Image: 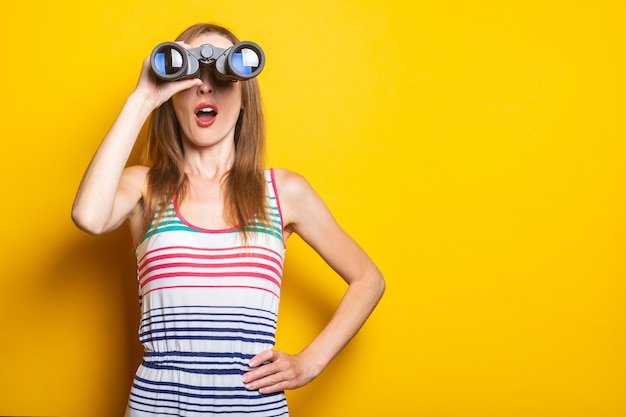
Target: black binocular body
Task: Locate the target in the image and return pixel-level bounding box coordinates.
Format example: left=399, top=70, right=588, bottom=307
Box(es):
left=150, top=41, right=265, bottom=82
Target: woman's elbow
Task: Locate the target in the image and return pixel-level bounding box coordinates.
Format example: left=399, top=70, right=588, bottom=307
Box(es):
left=373, top=272, right=386, bottom=300
left=361, top=268, right=385, bottom=303
left=71, top=208, right=108, bottom=235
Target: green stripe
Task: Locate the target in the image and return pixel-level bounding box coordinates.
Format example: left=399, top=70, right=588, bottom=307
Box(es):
left=140, top=175, right=284, bottom=243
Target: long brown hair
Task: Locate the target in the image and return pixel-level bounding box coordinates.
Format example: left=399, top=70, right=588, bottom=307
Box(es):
left=142, top=23, right=268, bottom=239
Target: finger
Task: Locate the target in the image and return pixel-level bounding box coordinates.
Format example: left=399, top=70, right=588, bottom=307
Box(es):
left=242, top=360, right=284, bottom=384
left=169, top=78, right=203, bottom=93
left=245, top=370, right=291, bottom=393
left=249, top=349, right=279, bottom=368
left=155, top=78, right=201, bottom=103
left=258, top=380, right=290, bottom=395
left=254, top=364, right=302, bottom=394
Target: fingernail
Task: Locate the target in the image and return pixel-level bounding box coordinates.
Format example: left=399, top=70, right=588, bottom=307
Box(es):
left=242, top=375, right=249, bottom=383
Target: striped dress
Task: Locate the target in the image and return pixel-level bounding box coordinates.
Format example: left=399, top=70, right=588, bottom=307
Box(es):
left=125, top=169, right=289, bottom=417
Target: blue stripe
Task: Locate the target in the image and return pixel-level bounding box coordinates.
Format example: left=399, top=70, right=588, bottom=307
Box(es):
left=130, top=390, right=286, bottom=409
left=144, top=351, right=255, bottom=360
left=129, top=396, right=288, bottom=416
left=140, top=334, right=276, bottom=345
left=140, top=310, right=278, bottom=325
left=143, top=359, right=248, bottom=368
left=139, top=326, right=276, bottom=339
left=141, top=305, right=278, bottom=321
left=140, top=318, right=277, bottom=333
left=132, top=376, right=260, bottom=396
left=142, top=351, right=254, bottom=370
left=140, top=362, right=245, bottom=375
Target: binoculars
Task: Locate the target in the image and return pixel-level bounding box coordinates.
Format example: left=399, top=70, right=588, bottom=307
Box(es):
left=150, top=41, right=265, bottom=82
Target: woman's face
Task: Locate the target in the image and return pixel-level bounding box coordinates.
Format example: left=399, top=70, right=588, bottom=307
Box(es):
left=171, top=32, right=243, bottom=150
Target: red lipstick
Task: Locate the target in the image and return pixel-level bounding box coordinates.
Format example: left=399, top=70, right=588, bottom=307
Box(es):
left=194, top=103, right=218, bottom=127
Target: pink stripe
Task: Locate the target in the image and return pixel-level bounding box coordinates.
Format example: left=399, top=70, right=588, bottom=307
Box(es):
left=137, top=244, right=283, bottom=266
left=140, top=270, right=282, bottom=290
left=142, top=285, right=280, bottom=299
left=138, top=251, right=282, bottom=272
left=138, top=260, right=282, bottom=282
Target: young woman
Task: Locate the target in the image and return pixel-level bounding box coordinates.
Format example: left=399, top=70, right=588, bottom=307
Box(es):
left=72, top=23, right=385, bottom=417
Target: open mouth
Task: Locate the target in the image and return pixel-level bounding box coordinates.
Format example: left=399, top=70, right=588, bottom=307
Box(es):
left=194, top=103, right=218, bottom=126
left=196, top=107, right=217, bottom=122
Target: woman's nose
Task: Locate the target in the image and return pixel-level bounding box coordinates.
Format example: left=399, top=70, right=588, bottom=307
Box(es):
left=197, top=67, right=214, bottom=95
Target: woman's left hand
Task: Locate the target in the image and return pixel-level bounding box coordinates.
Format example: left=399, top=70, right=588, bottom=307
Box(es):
left=242, top=349, right=319, bottom=394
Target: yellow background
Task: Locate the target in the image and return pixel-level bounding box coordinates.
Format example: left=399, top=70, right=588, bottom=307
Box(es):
left=1, top=1, right=625, bottom=416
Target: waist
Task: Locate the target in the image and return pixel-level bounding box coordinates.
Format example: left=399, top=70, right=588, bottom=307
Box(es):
left=142, top=350, right=255, bottom=375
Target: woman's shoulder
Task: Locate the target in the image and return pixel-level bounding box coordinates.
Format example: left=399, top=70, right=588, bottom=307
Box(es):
left=271, top=168, right=314, bottom=199
left=269, top=168, right=336, bottom=238
left=270, top=167, right=323, bottom=219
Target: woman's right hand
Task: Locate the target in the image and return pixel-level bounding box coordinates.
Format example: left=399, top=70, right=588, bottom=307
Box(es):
left=133, top=48, right=202, bottom=109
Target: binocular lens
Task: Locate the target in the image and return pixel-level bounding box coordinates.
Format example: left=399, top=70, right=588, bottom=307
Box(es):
left=231, top=48, right=261, bottom=75
left=153, top=47, right=185, bottom=76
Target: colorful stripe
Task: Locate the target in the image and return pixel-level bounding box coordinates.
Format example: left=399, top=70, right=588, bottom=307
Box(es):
left=126, top=169, right=288, bottom=417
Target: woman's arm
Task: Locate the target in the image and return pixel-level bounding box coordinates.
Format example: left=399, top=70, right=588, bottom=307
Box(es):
left=242, top=168, right=385, bottom=394
left=71, top=56, right=201, bottom=236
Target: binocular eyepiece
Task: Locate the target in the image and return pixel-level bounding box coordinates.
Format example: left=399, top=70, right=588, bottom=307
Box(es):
left=150, top=41, right=265, bottom=82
